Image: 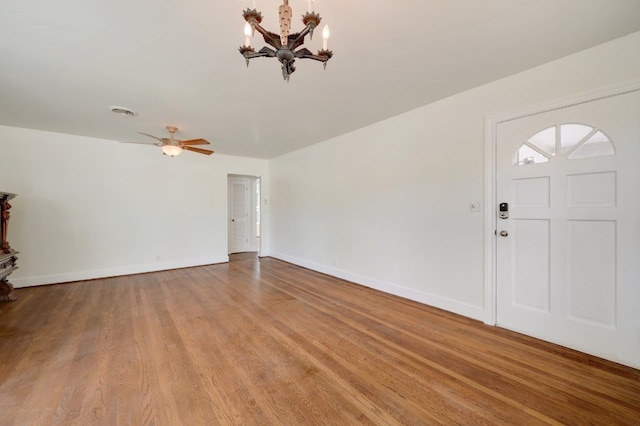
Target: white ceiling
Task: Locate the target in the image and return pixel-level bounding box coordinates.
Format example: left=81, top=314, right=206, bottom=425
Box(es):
left=1, top=0, right=639, bottom=159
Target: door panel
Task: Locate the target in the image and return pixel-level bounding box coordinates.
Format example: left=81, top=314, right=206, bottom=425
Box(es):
left=513, top=177, right=549, bottom=207
left=567, top=220, right=616, bottom=326
left=567, top=172, right=616, bottom=207
left=496, top=90, right=640, bottom=367
left=512, top=219, right=550, bottom=312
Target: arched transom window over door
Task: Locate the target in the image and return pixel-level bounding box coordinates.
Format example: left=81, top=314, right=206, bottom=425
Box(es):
left=515, top=123, right=616, bottom=166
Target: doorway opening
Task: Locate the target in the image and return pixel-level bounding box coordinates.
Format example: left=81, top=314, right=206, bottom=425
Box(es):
left=228, top=174, right=261, bottom=258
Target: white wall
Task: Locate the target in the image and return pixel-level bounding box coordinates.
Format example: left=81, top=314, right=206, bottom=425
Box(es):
left=268, top=31, right=640, bottom=321
left=0, top=126, right=269, bottom=287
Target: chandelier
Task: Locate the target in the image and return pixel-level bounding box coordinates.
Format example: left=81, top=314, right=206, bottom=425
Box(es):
left=239, top=0, right=333, bottom=81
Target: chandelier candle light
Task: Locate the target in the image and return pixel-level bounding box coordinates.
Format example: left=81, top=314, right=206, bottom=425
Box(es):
left=239, top=0, right=333, bottom=81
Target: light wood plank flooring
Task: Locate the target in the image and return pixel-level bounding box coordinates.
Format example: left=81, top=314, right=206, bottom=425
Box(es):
left=1, top=256, right=639, bottom=425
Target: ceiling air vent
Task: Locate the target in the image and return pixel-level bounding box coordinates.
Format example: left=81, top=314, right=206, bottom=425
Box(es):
left=109, top=106, right=137, bottom=117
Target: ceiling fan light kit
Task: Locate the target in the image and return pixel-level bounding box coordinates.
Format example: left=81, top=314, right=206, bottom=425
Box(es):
left=162, top=144, right=183, bottom=157
left=239, top=0, right=333, bottom=81
left=126, top=126, right=214, bottom=157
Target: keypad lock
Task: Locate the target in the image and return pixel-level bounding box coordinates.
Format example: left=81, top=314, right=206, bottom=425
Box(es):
left=499, top=202, right=509, bottom=219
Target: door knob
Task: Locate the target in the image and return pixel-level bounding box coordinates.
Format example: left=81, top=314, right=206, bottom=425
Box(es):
left=499, top=230, right=508, bottom=237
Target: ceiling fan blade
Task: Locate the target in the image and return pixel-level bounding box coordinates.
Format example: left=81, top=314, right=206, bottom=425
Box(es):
left=137, top=132, right=164, bottom=142
left=183, top=146, right=214, bottom=155
left=180, top=138, right=210, bottom=146
left=120, top=141, right=162, bottom=146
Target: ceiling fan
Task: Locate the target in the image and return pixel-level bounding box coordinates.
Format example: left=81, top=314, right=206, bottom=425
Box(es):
left=129, top=126, right=214, bottom=157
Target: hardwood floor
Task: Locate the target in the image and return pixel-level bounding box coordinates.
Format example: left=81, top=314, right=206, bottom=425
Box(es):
left=1, top=257, right=638, bottom=425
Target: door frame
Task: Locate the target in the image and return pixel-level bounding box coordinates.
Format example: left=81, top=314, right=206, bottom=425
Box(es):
left=227, top=174, right=261, bottom=256
left=483, top=77, right=640, bottom=326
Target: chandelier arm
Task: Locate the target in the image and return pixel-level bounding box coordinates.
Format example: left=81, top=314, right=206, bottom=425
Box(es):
left=294, top=49, right=332, bottom=63
left=294, top=47, right=314, bottom=58
left=252, top=22, right=282, bottom=49
left=291, top=25, right=312, bottom=46
left=247, top=47, right=277, bottom=59
left=298, top=54, right=326, bottom=62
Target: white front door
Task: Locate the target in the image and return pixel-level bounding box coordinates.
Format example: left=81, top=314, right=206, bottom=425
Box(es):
left=496, top=90, right=640, bottom=367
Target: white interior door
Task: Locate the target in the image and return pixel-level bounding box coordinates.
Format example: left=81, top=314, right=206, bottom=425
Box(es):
left=228, top=175, right=260, bottom=254
left=229, top=177, right=249, bottom=254
left=496, top=90, right=640, bottom=368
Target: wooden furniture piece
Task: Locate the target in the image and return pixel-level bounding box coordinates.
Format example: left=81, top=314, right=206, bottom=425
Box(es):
left=0, top=192, right=17, bottom=302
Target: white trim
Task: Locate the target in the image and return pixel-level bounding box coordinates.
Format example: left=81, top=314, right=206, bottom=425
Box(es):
left=271, top=252, right=485, bottom=321
left=491, top=78, right=640, bottom=124
left=12, top=256, right=229, bottom=288
left=483, top=77, right=640, bottom=326
left=483, top=113, right=498, bottom=325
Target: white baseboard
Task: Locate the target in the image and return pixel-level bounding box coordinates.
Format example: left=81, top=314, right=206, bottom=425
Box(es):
left=269, top=252, right=485, bottom=321
left=13, top=253, right=486, bottom=322
left=11, top=256, right=229, bottom=288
